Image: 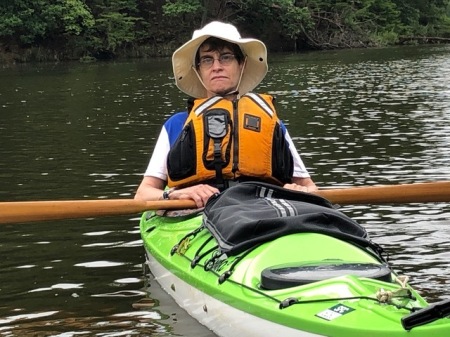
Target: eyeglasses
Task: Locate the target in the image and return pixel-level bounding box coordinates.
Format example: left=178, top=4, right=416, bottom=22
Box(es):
left=198, top=53, right=236, bottom=69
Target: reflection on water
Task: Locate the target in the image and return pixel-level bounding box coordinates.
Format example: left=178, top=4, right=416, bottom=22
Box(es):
left=1, top=44, right=449, bottom=335
left=0, top=310, right=167, bottom=336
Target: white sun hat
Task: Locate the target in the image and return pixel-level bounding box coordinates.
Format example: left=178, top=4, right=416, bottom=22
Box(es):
left=172, top=21, right=268, bottom=98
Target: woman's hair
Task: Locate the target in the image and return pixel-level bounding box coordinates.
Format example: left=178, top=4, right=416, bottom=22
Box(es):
left=195, top=37, right=245, bottom=68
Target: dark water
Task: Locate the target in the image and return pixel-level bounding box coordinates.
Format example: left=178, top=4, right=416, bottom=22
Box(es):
left=1, top=44, right=449, bottom=336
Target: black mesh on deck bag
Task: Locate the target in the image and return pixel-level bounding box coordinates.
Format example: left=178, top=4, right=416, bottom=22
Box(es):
left=203, top=182, right=371, bottom=256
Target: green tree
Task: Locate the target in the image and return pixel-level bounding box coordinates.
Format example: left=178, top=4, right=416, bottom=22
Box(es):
left=84, top=0, right=142, bottom=57
left=2, top=0, right=450, bottom=62
left=0, top=0, right=93, bottom=45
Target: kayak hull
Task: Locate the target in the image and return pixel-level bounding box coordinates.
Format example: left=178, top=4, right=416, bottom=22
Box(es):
left=140, top=212, right=450, bottom=337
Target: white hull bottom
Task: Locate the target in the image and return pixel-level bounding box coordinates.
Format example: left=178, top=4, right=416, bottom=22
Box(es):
left=145, top=251, right=323, bottom=337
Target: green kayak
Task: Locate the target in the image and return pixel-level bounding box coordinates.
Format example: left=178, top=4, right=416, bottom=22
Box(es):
left=140, top=182, right=450, bottom=337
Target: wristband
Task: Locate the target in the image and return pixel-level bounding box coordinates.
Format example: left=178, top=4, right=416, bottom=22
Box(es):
left=162, top=188, right=175, bottom=200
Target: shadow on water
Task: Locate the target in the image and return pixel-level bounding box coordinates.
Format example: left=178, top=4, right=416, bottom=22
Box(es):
left=1, top=44, right=449, bottom=335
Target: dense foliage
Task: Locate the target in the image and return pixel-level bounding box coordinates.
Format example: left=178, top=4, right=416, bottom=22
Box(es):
left=1, top=0, right=450, bottom=62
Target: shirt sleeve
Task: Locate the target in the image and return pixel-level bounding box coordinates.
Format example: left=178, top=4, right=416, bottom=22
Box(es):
left=284, top=129, right=311, bottom=178
left=143, top=112, right=188, bottom=181
left=144, top=127, right=170, bottom=181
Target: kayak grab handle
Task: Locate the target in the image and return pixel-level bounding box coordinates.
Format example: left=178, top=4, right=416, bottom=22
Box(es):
left=401, top=298, right=450, bottom=330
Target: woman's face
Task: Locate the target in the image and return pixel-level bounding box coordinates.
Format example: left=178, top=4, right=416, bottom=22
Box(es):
left=197, top=45, right=243, bottom=97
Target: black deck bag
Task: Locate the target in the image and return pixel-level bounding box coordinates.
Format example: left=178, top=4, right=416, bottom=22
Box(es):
left=203, top=181, right=375, bottom=257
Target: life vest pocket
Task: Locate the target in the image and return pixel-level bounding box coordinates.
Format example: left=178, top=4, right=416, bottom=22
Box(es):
left=202, top=108, right=232, bottom=170
left=167, top=121, right=196, bottom=181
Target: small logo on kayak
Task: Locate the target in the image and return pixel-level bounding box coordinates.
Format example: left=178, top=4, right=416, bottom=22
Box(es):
left=316, top=304, right=355, bottom=321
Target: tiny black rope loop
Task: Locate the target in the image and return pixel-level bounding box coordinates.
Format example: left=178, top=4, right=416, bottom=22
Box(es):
left=192, top=245, right=218, bottom=268
left=279, top=297, right=299, bottom=309
left=190, top=256, right=201, bottom=268
left=218, top=271, right=232, bottom=284
left=170, top=245, right=179, bottom=256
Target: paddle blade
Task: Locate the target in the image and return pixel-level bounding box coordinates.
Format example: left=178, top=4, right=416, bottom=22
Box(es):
left=0, top=199, right=197, bottom=224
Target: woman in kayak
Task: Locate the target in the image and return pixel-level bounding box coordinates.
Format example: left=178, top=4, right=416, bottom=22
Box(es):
left=134, top=21, right=317, bottom=208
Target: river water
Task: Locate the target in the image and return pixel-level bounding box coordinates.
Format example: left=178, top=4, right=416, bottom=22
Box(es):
left=1, top=44, right=449, bottom=336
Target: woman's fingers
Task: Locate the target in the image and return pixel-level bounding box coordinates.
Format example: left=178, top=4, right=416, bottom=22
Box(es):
left=170, top=184, right=219, bottom=208
left=283, top=183, right=310, bottom=193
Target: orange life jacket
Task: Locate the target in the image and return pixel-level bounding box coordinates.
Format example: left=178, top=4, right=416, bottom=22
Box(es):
left=167, top=93, right=293, bottom=188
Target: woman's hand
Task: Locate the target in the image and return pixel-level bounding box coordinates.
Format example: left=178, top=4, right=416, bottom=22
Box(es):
left=169, top=184, right=219, bottom=208
left=283, top=183, right=311, bottom=193
left=283, top=177, right=318, bottom=193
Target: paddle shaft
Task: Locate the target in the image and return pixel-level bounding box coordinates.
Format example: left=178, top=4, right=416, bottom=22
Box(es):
left=0, top=181, right=448, bottom=224
left=316, top=181, right=450, bottom=204
left=0, top=199, right=196, bottom=224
